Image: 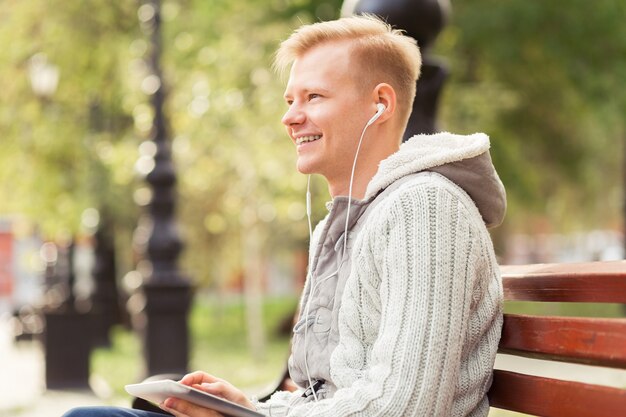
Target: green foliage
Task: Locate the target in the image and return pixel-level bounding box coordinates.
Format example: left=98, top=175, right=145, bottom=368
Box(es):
left=91, top=325, right=143, bottom=398
left=1, top=0, right=625, bottom=289
left=0, top=0, right=138, bottom=235
left=504, top=301, right=624, bottom=318
left=147, top=0, right=344, bottom=285
left=0, top=0, right=341, bottom=288
left=91, top=295, right=296, bottom=399
left=189, top=294, right=297, bottom=389
left=437, top=0, right=626, bottom=232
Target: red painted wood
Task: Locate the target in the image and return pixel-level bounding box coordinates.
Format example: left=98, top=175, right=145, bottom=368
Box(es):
left=492, top=262, right=626, bottom=415
left=499, top=314, right=626, bottom=368
left=500, top=261, right=626, bottom=302
left=488, top=370, right=626, bottom=417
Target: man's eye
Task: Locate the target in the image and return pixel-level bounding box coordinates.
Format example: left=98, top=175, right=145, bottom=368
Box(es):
left=308, top=94, right=320, bottom=100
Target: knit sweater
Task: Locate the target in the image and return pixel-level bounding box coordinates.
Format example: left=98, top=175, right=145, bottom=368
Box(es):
left=256, top=132, right=506, bottom=416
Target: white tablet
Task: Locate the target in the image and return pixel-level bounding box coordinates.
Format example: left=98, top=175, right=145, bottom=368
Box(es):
left=125, top=379, right=264, bottom=417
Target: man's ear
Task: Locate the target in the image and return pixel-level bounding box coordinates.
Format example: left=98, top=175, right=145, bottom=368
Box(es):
left=371, top=83, right=396, bottom=124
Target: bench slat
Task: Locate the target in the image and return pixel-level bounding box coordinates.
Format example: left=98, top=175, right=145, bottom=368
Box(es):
left=501, top=261, right=626, bottom=303
left=499, top=314, right=626, bottom=368
left=488, top=370, right=626, bottom=417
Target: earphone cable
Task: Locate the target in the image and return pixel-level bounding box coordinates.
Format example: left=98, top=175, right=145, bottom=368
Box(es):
left=343, top=118, right=371, bottom=256
left=301, top=114, right=375, bottom=402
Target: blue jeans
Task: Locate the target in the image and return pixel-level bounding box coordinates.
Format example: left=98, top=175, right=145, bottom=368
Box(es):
left=62, top=406, right=169, bottom=417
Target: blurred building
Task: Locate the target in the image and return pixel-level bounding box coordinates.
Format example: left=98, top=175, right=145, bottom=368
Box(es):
left=0, top=218, right=43, bottom=316
left=504, top=229, right=624, bottom=265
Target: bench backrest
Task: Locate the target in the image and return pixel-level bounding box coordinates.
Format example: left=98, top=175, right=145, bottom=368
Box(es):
left=488, top=260, right=626, bottom=417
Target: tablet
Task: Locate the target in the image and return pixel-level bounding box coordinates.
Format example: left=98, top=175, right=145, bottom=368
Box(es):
left=125, top=379, right=264, bottom=417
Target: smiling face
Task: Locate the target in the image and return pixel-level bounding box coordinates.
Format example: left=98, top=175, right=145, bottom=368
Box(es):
left=281, top=41, right=374, bottom=188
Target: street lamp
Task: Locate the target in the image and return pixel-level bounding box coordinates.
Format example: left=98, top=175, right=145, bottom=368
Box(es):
left=131, top=0, right=192, bottom=378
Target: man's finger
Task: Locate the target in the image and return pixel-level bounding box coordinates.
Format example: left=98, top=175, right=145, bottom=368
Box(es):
left=197, top=382, right=251, bottom=407
left=179, top=371, right=223, bottom=386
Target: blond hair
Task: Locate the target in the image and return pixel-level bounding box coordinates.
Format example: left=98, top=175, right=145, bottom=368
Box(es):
left=274, top=14, right=421, bottom=126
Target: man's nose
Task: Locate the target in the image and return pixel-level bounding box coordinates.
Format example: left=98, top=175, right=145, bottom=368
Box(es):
left=281, top=105, right=305, bottom=127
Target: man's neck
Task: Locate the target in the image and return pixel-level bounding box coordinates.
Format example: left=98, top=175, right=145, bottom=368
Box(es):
left=328, top=171, right=373, bottom=200
left=328, top=140, right=400, bottom=200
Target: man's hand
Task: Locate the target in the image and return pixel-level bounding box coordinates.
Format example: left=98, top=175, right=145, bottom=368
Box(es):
left=159, top=371, right=256, bottom=417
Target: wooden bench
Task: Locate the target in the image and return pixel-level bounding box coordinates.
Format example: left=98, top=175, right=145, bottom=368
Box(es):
left=489, top=260, right=626, bottom=416
left=133, top=261, right=626, bottom=416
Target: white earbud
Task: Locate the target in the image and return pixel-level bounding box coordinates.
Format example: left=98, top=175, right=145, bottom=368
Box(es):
left=366, top=103, right=386, bottom=126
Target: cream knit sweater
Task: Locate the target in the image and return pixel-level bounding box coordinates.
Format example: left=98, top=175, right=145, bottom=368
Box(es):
left=257, top=133, right=505, bottom=416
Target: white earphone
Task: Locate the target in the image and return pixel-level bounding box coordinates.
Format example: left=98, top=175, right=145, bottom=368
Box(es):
left=366, top=103, right=386, bottom=126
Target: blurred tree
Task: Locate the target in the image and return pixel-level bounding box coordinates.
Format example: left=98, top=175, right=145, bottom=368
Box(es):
left=155, top=0, right=343, bottom=289
left=2, top=0, right=624, bottom=303
left=0, top=0, right=340, bottom=288
left=436, top=0, right=626, bottom=234
left=0, top=1, right=138, bottom=237
left=156, top=0, right=343, bottom=356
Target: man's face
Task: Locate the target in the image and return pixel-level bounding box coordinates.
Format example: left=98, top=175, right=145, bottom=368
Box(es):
left=282, top=41, right=372, bottom=183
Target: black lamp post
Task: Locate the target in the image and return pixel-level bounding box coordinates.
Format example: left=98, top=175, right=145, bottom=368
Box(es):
left=28, top=53, right=94, bottom=390
left=342, top=0, right=451, bottom=140
left=132, top=0, right=192, bottom=377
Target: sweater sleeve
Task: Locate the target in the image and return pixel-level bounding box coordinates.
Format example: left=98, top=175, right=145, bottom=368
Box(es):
left=259, top=180, right=493, bottom=416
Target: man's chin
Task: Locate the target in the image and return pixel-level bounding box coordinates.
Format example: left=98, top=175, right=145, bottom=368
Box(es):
left=296, top=160, right=319, bottom=175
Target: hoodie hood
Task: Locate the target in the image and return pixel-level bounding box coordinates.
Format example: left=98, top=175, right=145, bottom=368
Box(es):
left=365, top=132, right=507, bottom=228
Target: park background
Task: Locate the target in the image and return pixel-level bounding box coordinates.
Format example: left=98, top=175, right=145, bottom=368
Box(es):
left=1, top=0, right=625, bottom=416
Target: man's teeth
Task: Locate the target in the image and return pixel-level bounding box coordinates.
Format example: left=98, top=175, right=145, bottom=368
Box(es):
left=296, top=135, right=322, bottom=145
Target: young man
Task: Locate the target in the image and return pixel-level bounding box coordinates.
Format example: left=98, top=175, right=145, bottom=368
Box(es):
left=64, top=14, right=506, bottom=417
